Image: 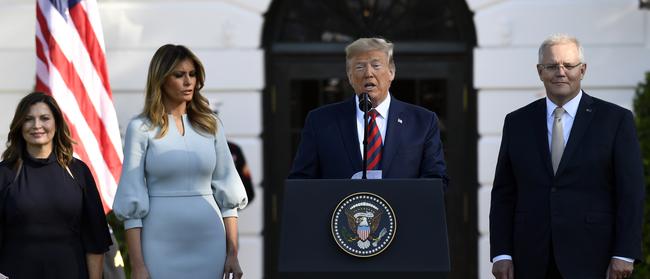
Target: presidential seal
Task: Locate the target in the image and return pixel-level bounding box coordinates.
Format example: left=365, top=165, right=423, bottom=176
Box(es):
left=331, top=192, right=396, bottom=257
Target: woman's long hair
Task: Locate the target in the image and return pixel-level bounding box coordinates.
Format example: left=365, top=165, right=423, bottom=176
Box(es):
left=143, top=44, right=217, bottom=138
left=2, top=92, right=75, bottom=169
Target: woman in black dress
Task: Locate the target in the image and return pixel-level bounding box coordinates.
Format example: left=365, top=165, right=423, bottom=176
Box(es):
left=0, top=92, right=112, bottom=279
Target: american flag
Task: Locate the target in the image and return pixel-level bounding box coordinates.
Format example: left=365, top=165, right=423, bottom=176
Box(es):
left=34, top=0, right=123, bottom=213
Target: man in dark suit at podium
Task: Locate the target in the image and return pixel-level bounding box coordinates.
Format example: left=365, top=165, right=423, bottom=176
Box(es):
left=490, top=34, right=645, bottom=279
left=288, top=37, right=448, bottom=188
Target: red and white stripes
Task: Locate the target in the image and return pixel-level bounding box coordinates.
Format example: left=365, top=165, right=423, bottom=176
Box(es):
left=35, top=0, right=122, bottom=213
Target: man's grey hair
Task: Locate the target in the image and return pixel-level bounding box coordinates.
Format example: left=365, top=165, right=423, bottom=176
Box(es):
left=538, top=34, right=585, bottom=63
left=345, top=38, right=395, bottom=72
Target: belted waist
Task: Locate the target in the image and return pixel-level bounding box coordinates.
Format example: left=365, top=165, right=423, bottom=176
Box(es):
left=148, top=189, right=213, bottom=197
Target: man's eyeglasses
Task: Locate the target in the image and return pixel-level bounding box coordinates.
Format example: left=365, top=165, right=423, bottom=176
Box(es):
left=537, top=63, right=583, bottom=72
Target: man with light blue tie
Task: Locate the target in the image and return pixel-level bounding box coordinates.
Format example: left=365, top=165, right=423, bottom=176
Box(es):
left=490, top=34, right=645, bottom=279
left=288, top=37, right=448, bottom=188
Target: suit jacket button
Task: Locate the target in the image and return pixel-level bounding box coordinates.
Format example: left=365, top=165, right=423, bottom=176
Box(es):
left=551, top=187, right=557, bottom=192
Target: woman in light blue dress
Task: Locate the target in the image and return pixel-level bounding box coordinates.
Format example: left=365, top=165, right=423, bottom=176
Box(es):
left=113, top=44, right=247, bottom=279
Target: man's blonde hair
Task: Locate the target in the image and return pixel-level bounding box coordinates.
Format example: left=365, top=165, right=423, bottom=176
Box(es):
left=345, top=38, right=395, bottom=72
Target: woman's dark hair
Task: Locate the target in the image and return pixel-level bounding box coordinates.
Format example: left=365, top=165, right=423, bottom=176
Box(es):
left=2, top=92, right=74, bottom=169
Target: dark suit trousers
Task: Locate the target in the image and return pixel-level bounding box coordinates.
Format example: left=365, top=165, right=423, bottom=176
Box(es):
left=546, top=244, right=563, bottom=279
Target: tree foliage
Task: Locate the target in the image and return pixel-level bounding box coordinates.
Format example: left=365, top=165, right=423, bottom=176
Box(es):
left=107, top=212, right=130, bottom=277
left=633, top=72, right=650, bottom=278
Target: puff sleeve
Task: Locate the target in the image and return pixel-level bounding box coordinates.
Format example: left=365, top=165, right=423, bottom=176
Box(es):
left=112, top=117, right=150, bottom=230
left=211, top=121, right=248, bottom=218
left=76, top=159, right=112, bottom=253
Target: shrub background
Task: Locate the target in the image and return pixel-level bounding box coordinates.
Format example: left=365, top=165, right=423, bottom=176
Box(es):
left=633, top=72, right=650, bottom=278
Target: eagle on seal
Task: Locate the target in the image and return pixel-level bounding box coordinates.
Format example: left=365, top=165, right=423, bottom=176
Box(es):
left=346, top=207, right=382, bottom=243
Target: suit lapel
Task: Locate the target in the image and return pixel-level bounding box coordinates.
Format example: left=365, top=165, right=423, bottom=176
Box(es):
left=534, top=99, right=554, bottom=177
left=381, top=98, right=404, bottom=175
left=337, top=97, right=362, bottom=171
left=556, top=93, right=594, bottom=176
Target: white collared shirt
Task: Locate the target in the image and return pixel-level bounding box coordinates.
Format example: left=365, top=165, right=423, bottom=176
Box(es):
left=546, top=90, right=582, bottom=150
left=355, top=93, right=390, bottom=158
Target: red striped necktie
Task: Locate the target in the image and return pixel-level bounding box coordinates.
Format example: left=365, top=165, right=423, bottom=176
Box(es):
left=366, top=109, right=383, bottom=170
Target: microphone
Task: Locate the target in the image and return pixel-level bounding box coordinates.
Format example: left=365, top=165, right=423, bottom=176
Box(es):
left=358, top=92, right=372, bottom=112
left=358, top=92, right=372, bottom=179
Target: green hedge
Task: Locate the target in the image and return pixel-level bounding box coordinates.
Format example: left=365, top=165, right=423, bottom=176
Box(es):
left=107, top=212, right=130, bottom=277
left=633, top=72, right=650, bottom=278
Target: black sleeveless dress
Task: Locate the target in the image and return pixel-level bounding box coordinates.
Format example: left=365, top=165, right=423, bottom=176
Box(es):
left=0, top=153, right=111, bottom=279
